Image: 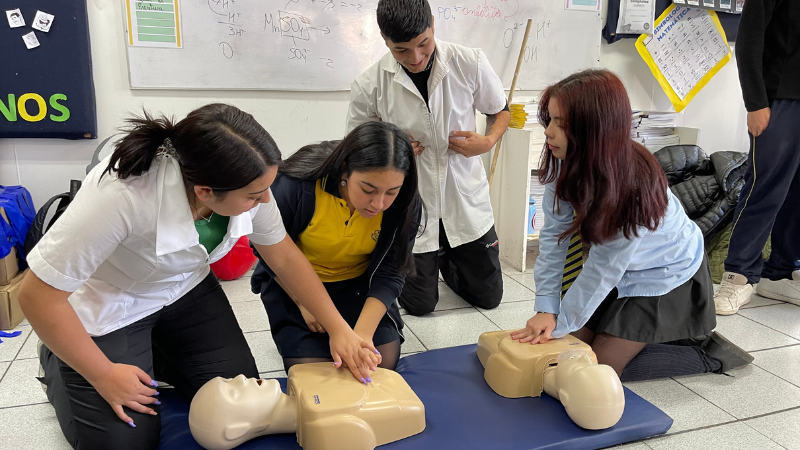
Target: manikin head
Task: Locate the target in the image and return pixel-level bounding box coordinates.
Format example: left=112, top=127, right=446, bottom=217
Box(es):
left=189, top=375, right=296, bottom=450
left=552, top=351, right=625, bottom=430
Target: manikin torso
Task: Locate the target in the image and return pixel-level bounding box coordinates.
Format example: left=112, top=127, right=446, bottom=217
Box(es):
left=477, top=331, right=625, bottom=430
left=189, top=363, right=425, bottom=450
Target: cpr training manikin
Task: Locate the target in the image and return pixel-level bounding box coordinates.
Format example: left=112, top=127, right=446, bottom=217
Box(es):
left=478, top=331, right=625, bottom=430
left=189, top=363, right=425, bottom=450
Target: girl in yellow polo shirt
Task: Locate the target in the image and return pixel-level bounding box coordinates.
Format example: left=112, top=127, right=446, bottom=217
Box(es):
left=252, top=121, right=421, bottom=376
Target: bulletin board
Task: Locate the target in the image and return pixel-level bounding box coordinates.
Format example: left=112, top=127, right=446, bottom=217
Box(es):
left=635, top=4, right=731, bottom=112
left=0, top=0, right=97, bottom=139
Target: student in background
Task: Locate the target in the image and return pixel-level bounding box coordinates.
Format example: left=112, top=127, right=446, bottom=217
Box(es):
left=713, top=0, right=800, bottom=314
left=252, top=121, right=421, bottom=373
left=18, top=104, right=376, bottom=449
left=346, top=0, right=510, bottom=316
left=511, top=70, right=752, bottom=381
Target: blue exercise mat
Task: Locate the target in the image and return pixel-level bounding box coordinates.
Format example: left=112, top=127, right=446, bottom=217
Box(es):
left=158, top=345, right=672, bottom=450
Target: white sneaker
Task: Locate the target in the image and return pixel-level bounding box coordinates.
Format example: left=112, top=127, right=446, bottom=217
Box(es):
left=756, top=270, right=800, bottom=306
left=715, top=272, right=754, bottom=315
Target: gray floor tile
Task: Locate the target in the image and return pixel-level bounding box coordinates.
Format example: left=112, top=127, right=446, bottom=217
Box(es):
left=400, top=328, right=426, bottom=354
left=402, top=308, right=500, bottom=350
left=501, top=275, right=536, bottom=302
left=480, top=300, right=536, bottom=331
left=752, top=344, right=800, bottom=388
left=605, top=443, right=652, bottom=450
left=507, top=272, right=536, bottom=292
left=712, top=313, right=798, bottom=352
left=231, top=300, right=270, bottom=332
left=500, top=259, right=534, bottom=275
left=259, top=369, right=288, bottom=379
left=739, top=303, right=800, bottom=340
left=244, top=331, right=284, bottom=373
left=645, top=421, right=783, bottom=450
left=0, top=403, right=71, bottom=449
left=675, top=364, right=800, bottom=419
left=221, top=276, right=259, bottom=303
left=623, top=378, right=735, bottom=433
left=17, top=329, right=40, bottom=360
left=746, top=408, right=800, bottom=450
left=0, top=358, right=48, bottom=408
left=740, top=293, right=783, bottom=309
left=0, top=361, right=9, bottom=379
left=435, top=282, right=473, bottom=311
left=0, top=324, right=32, bottom=362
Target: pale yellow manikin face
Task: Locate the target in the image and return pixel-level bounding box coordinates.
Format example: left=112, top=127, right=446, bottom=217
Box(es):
left=383, top=24, right=436, bottom=74
left=341, top=169, right=405, bottom=219
left=194, top=165, right=278, bottom=217
left=544, top=97, right=569, bottom=161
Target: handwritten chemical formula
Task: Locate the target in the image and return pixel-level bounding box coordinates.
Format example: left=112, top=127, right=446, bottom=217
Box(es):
left=127, top=0, right=601, bottom=90
left=207, top=0, right=346, bottom=69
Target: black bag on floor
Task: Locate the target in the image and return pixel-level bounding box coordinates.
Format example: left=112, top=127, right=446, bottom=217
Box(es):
left=23, top=180, right=81, bottom=256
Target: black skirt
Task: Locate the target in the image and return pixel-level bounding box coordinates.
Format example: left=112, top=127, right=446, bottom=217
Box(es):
left=583, top=255, right=716, bottom=343
left=259, top=273, right=404, bottom=359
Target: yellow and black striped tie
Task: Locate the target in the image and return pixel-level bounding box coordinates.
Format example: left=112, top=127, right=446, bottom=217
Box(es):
left=561, top=232, right=583, bottom=298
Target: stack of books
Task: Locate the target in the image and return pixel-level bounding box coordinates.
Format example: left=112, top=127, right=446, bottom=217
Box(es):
left=509, top=102, right=539, bottom=129
left=631, top=111, right=680, bottom=152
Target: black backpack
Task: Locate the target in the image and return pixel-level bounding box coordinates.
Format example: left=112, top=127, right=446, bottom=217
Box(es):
left=23, top=135, right=116, bottom=255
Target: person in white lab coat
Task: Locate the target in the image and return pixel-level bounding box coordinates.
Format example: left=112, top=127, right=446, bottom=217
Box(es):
left=18, top=104, right=380, bottom=450
left=346, top=0, right=511, bottom=315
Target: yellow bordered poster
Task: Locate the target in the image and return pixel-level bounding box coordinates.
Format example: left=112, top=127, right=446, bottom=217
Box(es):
left=125, top=0, right=183, bottom=48
left=635, top=5, right=730, bottom=112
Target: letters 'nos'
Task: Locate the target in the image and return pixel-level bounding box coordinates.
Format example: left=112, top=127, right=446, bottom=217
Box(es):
left=0, top=94, right=71, bottom=122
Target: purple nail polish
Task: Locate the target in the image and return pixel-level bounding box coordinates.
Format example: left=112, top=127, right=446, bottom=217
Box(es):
left=150, top=379, right=158, bottom=387
left=361, top=377, right=366, bottom=383
left=374, top=349, right=381, bottom=355
left=153, top=391, right=159, bottom=396
left=128, top=421, right=136, bottom=428
left=154, top=400, right=161, bottom=405
left=366, top=377, right=372, bottom=383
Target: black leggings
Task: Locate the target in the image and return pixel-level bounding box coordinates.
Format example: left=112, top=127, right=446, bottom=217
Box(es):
left=40, top=273, right=258, bottom=450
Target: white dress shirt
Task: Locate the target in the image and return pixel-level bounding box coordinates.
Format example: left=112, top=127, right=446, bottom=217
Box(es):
left=27, top=154, right=286, bottom=336
left=346, top=39, right=507, bottom=253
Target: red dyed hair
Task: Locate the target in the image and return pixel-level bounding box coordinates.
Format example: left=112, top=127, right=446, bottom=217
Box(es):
left=538, top=69, right=668, bottom=245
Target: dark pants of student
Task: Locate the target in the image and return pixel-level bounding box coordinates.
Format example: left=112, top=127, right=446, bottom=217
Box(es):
left=259, top=273, right=403, bottom=372
left=40, top=273, right=258, bottom=450
left=573, top=256, right=722, bottom=382
left=399, top=221, right=503, bottom=316
left=725, top=99, right=800, bottom=283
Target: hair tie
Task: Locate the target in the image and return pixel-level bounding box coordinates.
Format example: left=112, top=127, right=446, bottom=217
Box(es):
left=157, top=137, right=179, bottom=159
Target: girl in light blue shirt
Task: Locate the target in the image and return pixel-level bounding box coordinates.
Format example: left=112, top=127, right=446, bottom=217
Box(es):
left=511, top=70, right=752, bottom=381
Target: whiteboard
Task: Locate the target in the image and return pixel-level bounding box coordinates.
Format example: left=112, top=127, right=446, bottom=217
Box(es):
left=125, top=0, right=601, bottom=91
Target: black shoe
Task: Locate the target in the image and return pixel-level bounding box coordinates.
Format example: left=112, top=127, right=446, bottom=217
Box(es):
left=701, top=331, right=754, bottom=372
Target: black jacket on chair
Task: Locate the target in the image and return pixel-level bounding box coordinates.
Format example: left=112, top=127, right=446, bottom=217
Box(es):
left=654, top=145, right=748, bottom=244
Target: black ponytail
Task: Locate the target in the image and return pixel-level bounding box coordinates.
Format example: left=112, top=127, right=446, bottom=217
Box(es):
left=102, top=103, right=282, bottom=196
left=103, top=110, right=174, bottom=180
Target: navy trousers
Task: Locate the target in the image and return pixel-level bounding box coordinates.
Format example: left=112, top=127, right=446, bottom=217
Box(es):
left=725, top=99, right=800, bottom=283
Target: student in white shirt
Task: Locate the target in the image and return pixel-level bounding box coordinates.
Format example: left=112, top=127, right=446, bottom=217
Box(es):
left=18, top=104, right=379, bottom=449
left=346, top=0, right=511, bottom=316
left=510, top=70, right=752, bottom=381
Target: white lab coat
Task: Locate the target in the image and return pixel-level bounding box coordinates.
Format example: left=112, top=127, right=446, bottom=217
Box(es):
left=346, top=39, right=507, bottom=253
left=27, top=155, right=286, bottom=336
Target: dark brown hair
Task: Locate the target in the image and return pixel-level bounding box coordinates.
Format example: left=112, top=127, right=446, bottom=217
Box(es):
left=538, top=69, right=668, bottom=245
left=103, top=103, right=281, bottom=197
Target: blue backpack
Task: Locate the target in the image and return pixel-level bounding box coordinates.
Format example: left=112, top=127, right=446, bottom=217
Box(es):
left=0, top=186, right=36, bottom=267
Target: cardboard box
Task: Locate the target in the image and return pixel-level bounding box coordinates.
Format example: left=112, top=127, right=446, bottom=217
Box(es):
left=0, top=246, right=20, bottom=286
left=0, top=207, right=21, bottom=285
left=0, top=269, right=27, bottom=330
